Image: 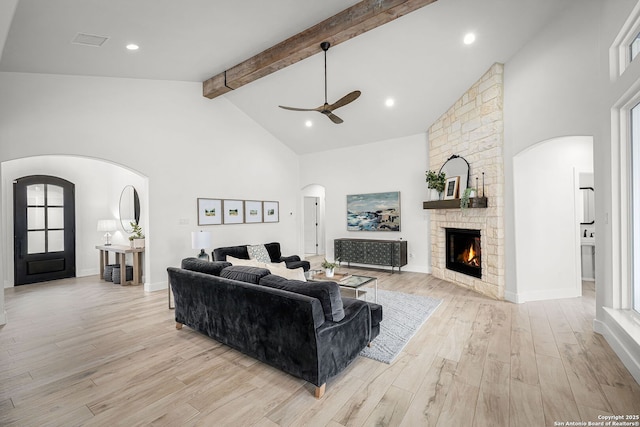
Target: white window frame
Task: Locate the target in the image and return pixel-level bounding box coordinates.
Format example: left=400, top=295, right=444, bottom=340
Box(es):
left=610, top=0, right=640, bottom=78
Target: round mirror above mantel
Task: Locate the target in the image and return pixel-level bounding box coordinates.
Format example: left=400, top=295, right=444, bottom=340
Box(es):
left=119, top=185, right=140, bottom=233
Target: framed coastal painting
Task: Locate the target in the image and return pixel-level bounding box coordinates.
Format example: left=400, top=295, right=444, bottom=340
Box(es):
left=244, top=200, right=263, bottom=223
left=197, top=198, right=222, bottom=225
left=263, top=201, right=279, bottom=223
left=347, top=191, right=400, bottom=231
left=223, top=199, right=244, bottom=224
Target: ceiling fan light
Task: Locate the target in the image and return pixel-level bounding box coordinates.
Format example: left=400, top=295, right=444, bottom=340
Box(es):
left=305, top=120, right=313, bottom=127
left=463, top=33, right=476, bottom=45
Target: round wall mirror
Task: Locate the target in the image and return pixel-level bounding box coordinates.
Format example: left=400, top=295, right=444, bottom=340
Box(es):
left=440, top=155, right=470, bottom=195
left=119, top=185, right=140, bottom=233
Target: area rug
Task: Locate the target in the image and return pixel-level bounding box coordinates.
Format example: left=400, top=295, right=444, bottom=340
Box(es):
left=359, top=289, right=442, bottom=364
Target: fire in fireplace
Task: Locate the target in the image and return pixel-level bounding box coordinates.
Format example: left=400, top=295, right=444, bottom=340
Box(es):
left=446, top=228, right=482, bottom=278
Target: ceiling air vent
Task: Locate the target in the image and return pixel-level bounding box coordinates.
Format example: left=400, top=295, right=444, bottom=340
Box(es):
left=71, top=33, right=109, bottom=47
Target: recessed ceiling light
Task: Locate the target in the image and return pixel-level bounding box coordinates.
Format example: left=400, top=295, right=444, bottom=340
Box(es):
left=305, top=120, right=313, bottom=128
left=385, top=98, right=395, bottom=107
left=463, top=33, right=476, bottom=45
left=126, top=44, right=139, bottom=51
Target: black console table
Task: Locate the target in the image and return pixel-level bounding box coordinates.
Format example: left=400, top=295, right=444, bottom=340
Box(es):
left=334, top=238, right=408, bottom=273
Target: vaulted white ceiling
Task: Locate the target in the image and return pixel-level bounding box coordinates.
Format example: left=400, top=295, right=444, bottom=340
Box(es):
left=0, top=0, right=573, bottom=154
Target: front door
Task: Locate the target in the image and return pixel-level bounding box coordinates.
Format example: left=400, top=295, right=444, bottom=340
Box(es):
left=14, top=175, right=76, bottom=285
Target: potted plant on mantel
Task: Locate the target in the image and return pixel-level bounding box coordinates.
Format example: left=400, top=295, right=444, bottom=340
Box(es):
left=425, top=170, right=446, bottom=200
left=321, top=258, right=339, bottom=278
left=129, top=221, right=145, bottom=248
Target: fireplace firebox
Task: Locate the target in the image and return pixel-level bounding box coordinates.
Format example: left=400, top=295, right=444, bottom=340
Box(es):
left=446, top=228, right=481, bottom=279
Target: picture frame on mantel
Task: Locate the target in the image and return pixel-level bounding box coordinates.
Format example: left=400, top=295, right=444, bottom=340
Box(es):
left=263, top=201, right=279, bottom=223
left=444, top=176, right=460, bottom=200
left=197, top=198, right=222, bottom=225
left=223, top=199, right=244, bottom=224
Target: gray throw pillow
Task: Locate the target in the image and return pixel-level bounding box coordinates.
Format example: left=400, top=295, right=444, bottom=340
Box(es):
left=247, top=244, right=272, bottom=263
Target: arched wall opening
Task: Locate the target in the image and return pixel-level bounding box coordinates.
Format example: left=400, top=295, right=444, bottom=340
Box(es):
left=512, top=135, right=593, bottom=302
left=1, top=155, right=149, bottom=288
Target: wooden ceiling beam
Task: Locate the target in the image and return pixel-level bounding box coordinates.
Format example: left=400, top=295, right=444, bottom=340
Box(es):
left=203, top=0, right=438, bottom=99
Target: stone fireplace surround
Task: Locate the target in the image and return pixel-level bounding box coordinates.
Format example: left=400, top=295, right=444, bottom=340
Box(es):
left=427, top=63, right=505, bottom=300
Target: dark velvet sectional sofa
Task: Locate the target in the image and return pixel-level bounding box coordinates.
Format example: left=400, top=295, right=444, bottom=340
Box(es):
left=167, top=257, right=382, bottom=398
left=213, top=242, right=311, bottom=271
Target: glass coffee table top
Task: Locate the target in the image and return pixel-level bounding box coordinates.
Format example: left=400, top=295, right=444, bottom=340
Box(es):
left=308, top=271, right=377, bottom=302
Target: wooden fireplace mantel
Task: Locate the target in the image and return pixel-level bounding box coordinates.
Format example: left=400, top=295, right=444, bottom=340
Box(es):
left=422, top=197, right=488, bottom=210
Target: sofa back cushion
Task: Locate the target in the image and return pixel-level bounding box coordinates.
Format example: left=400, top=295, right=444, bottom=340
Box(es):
left=181, top=258, right=231, bottom=276
left=213, top=245, right=249, bottom=261
left=259, top=275, right=345, bottom=322
left=264, top=242, right=282, bottom=261
left=221, top=265, right=271, bottom=284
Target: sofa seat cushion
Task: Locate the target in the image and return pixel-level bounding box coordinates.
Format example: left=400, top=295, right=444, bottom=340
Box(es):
left=181, top=258, right=231, bottom=276
left=247, top=244, right=271, bottom=263
left=259, top=275, right=345, bottom=322
left=221, top=265, right=271, bottom=284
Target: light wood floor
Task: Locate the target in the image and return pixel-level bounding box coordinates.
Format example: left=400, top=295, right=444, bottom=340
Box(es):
left=1, top=261, right=639, bottom=427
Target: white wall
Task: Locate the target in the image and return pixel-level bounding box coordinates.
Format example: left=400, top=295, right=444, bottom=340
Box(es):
left=504, top=0, right=603, bottom=300
left=299, top=133, right=431, bottom=273
left=1, top=156, right=147, bottom=285
left=0, top=72, right=301, bottom=293
left=512, top=136, right=593, bottom=302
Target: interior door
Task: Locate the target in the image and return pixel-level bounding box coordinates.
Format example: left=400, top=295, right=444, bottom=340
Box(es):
left=14, top=175, right=76, bottom=285
left=304, top=197, right=318, bottom=255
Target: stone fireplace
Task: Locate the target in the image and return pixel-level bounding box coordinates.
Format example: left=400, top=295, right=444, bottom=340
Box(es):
left=427, top=63, right=505, bottom=300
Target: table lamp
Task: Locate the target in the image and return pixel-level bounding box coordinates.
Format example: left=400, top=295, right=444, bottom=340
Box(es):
left=97, top=219, right=117, bottom=246
left=191, top=231, right=212, bottom=261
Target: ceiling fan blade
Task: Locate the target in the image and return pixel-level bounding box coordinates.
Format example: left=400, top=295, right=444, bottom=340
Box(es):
left=328, top=90, right=361, bottom=111
left=278, top=105, right=319, bottom=112
left=325, top=112, right=344, bottom=124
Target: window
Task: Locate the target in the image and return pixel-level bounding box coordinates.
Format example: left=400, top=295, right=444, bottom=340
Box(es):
left=631, top=102, right=640, bottom=312
left=632, top=32, right=640, bottom=62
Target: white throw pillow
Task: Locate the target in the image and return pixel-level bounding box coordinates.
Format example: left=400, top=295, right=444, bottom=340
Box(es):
left=226, top=256, right=263, bottom=268
left=247, top=244, right=272, bottom=263
left=266, top=264, right=307, bottom=282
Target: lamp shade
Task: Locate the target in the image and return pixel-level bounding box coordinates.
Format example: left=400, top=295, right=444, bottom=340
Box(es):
left=97, top=219, right=117, bottom=232
left=191, top=231, right=212, bottom=249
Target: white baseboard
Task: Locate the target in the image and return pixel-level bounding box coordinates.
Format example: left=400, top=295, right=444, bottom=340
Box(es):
left=506, top=287, right=580, bottom=304
left=594, top=312, right=640, bottom=385
left=145, top=280, right=167, bottom=293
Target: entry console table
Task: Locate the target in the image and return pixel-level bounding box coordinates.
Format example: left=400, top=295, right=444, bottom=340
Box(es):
left=96, top=245, right=144, bottom=285
left=334, top=238, right=408, bottom=273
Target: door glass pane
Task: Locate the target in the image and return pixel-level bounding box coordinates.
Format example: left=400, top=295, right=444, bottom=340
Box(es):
left=48, top=207, right=64, bottom=229
left=27, top=230, right=45, bottom=254
left=27, top=184, right=45, bottom=205
left=48, top=230, right=64, bottom=252
left=27, top=207, right=45, bottom=229
left=47, top=185, right=64, bottom=206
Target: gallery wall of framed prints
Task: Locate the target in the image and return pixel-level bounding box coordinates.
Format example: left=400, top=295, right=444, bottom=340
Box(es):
left=197, top=198, right=279, bottom=225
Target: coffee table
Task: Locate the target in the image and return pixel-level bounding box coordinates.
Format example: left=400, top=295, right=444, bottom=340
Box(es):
left=308, top=271, right=378, bottom=302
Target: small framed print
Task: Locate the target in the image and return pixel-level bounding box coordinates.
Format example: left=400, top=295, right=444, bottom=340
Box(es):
left=444, top=176, right=460, bottom=200
left=223, top=199, right=244, bottom=224
left=197, top=198, right=222, bottom=225
left=263, top=201, right=279, bottom=223
left=244, top=200, right=263, bottom=223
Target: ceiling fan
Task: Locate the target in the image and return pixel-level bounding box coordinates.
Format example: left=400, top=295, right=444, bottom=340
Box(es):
left=279, top=41, right=361, bottom=124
